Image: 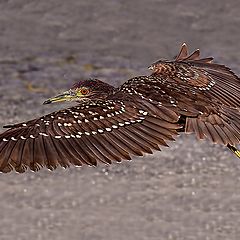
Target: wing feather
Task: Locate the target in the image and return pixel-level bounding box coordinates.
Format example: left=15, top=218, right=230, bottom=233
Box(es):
left=0, top=97, right=180, bottom=172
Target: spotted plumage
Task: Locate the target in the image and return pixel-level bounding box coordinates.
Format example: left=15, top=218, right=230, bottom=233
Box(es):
left=0, top=43, right=240, bottom=173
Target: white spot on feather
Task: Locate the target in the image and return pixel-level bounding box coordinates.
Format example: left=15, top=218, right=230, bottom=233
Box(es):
left=39, top=133, right=48, bottom=137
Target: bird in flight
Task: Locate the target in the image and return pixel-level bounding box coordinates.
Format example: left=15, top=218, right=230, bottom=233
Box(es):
left=0, top=43, right=239, bottom=173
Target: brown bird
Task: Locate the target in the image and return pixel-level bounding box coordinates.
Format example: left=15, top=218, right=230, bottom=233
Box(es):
left=0, top=43, right=239, bottom=173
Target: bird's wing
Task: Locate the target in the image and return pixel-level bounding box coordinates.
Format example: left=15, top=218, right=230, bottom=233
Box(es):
left=175, top=43, right=213, bottom=62
left=0, top=98, right=180, bottom=173
left=121, top=46, right=240, bottom=146
left=121, top=74, right=240, bottom=146
left=150, top=43, right=240, bottom=108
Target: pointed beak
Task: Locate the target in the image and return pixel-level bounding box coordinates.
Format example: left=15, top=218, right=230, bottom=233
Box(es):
left=43, top=90, right=76, bottom=105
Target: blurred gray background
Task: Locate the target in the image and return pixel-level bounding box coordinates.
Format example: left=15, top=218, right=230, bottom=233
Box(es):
left=0, top=1, right=240, bottom=240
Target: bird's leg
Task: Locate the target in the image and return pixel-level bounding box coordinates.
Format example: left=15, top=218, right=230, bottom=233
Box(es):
left=227, top=144, right=240, bottom=159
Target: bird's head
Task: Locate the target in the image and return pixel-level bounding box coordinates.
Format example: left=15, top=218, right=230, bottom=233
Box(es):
left=43, top=79, right=115, bottom=104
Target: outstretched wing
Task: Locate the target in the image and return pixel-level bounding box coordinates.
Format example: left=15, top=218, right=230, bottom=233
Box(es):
left=175, top=43, right=213, bottom=63
left=0, top=98, right=180, bottom=173
left=149, top=43, right=240, bottom=108
left=120, top=44, right=240, bottom=146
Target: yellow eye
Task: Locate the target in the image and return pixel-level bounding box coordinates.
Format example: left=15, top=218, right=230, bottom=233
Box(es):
left=81, top=88, right=89, bottom=95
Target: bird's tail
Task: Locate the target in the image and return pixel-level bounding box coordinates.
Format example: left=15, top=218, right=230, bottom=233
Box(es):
left=227, top=144, right=240, bottom=159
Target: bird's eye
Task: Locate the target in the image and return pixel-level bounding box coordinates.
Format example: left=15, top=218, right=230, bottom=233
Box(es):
left=81, top=88, right=89, bottom=95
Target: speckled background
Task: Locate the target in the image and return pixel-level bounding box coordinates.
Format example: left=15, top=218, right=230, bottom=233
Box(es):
left=0, top=1, right=240, bottom=240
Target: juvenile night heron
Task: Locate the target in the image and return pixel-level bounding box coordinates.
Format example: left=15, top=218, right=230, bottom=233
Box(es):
left=0, top=43, right=240, bottom=173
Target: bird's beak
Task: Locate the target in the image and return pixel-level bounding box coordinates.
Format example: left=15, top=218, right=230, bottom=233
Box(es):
left=43, top=90, right=76, bottom=104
